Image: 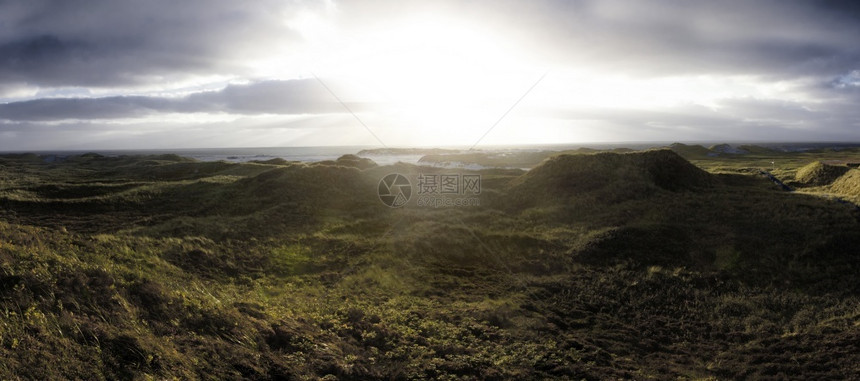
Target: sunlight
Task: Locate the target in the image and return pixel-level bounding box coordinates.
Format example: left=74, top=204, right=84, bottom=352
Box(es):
left=309, top=14, right=541, bottom=145
left=278, top=10, right=803, bottom=147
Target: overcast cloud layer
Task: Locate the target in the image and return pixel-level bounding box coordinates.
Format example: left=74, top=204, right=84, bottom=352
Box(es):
left=1, top=0, right=859, bottom=149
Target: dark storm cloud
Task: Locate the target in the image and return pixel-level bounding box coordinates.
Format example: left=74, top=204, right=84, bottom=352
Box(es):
left=184, top=80, right=346, bottom=115
left=443, top=0, right=860, bottom=79
left=0, top=95, right=158, bottom=121
left=0, top=79, right=347, bottom=121
left=0, top=0, right=306, bottom=87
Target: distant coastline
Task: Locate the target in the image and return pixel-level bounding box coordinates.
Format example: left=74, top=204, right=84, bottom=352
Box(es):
left=3, top=142, right=860, bottom=166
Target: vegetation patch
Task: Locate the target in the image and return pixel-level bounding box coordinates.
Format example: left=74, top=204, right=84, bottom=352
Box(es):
left=795, top=161, right=850, bottom=186
left=1, top=150, right=859, bottom=379
left=828, top=168, right=860, bottom=196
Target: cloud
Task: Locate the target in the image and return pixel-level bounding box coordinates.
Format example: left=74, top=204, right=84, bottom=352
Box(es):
left=2, top=0, right=860, bottom=147
left=447, top=0, right=860, bottom=80
left=3, top=0, right=859, bottom=85
left=546, top=94, right=860, bottom=142
left=0, top=79, right=349, bottom=121
left=0, top=113, right=373, bottom=151
left=3, top=0, right=859, bottom=88
left=0, top=0, right=313, bottom=88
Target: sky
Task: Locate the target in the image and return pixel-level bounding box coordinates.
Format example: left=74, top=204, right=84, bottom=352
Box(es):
left=1, top=0, right=860, bottom=150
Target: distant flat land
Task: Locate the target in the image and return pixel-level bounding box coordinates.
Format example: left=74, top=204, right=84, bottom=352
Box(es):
left=1, top=147, right=859, bottom=379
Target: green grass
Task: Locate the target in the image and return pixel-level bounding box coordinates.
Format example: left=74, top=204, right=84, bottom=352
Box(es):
left=794, top=161, right=850, bottom=186
left=0, top=150, right=859, bottom=379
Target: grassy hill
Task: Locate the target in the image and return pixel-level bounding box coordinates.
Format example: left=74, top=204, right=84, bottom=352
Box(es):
left=1, top=151, right=859, bottom=379
left=794, top=161, right=850, bottom=186
left=791, top=160, right=860, bottom=204
left=667, top=142, right=714, bottom=159
left=507, top=149, right=713, bottom=205
left=827, top=169, right=860, bottom=196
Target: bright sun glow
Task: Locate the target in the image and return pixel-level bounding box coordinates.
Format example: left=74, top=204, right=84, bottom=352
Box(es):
left=277, top=10, right=797, bottom=146
left=290, top=13, right=544, bottom=145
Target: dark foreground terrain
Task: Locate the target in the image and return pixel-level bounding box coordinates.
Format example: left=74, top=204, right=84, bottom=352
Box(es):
left=1, top=149, right=859, bottom=379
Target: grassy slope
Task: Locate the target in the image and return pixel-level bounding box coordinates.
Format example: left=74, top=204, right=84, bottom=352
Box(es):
left=1, top=151, right=859, bottom=379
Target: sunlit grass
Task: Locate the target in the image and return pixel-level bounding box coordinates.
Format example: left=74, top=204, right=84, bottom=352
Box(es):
left=0, top=149, right=859, bottom=378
